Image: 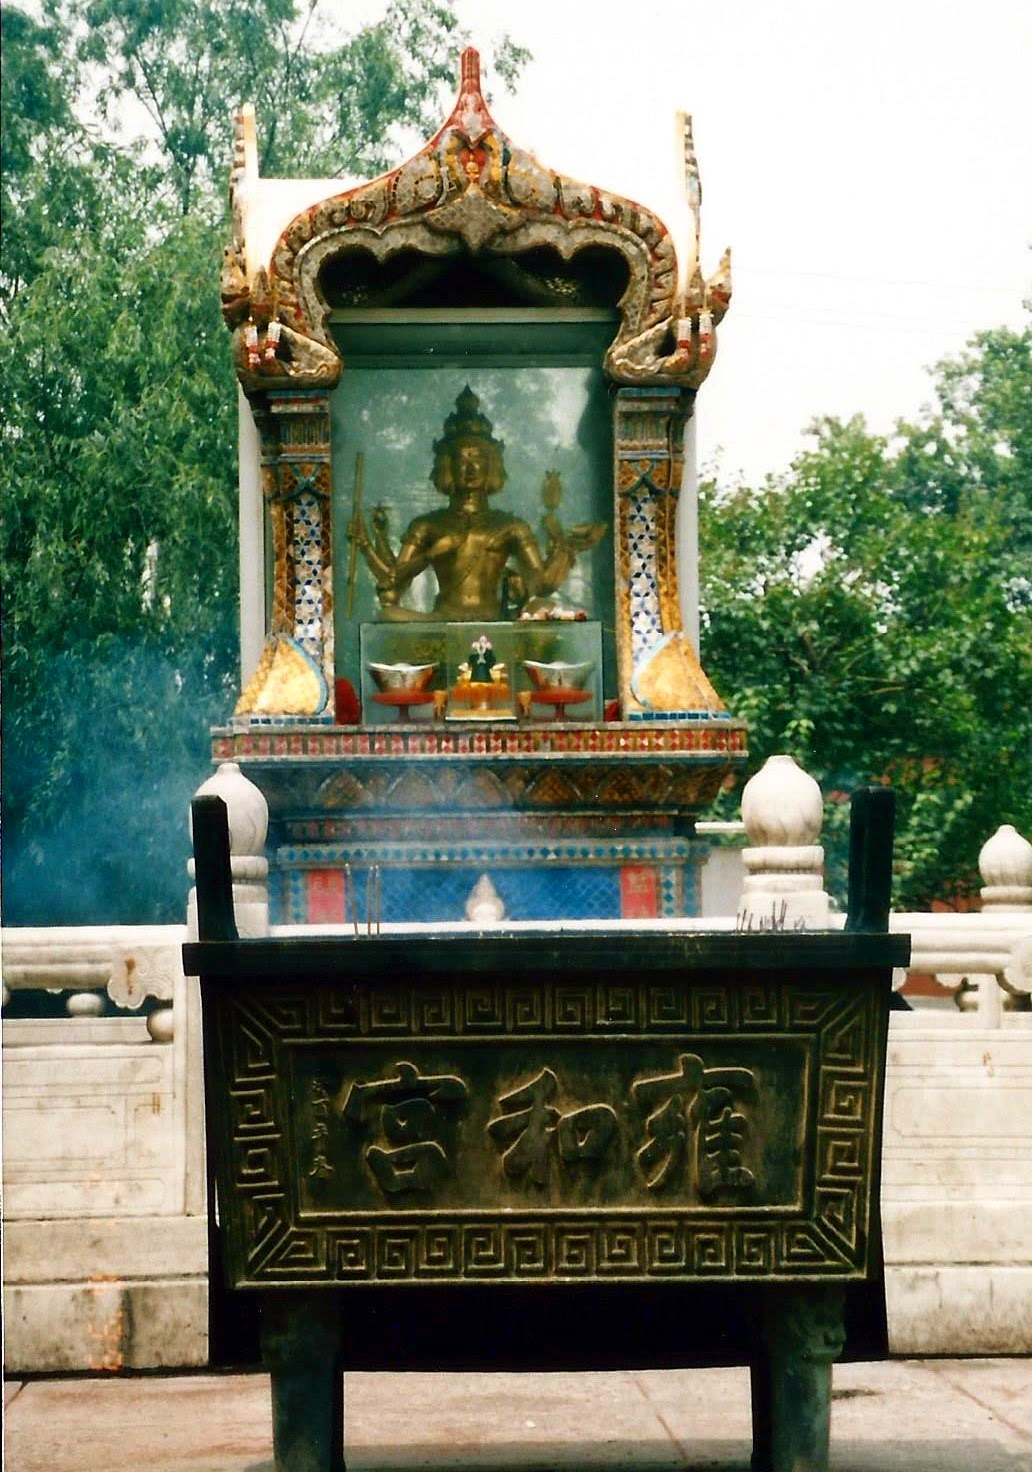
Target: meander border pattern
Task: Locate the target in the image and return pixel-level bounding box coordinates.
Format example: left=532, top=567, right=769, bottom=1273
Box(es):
left=208, top=973, right=883, bottom=1289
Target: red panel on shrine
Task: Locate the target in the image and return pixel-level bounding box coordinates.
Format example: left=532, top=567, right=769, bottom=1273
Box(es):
left=621, top=865, right=659, bottom=918
left=307, top=870, right=345, bottom=923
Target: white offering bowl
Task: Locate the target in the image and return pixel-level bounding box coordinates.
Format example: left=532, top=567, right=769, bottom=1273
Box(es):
left=367, top=662, right=438, bottom=692
left=522, top=659, right=594, bottom=691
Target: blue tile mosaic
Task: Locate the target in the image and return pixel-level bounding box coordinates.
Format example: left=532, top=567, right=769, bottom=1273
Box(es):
left=627, top=710, right=733, bottom=722
left=272, top=839, right=710, bottom=927
left=241, top=713, right=334, bottom=726
left=377, top=866, right=621, bottom=925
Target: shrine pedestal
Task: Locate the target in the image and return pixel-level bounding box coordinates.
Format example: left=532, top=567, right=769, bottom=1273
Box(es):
left=213, top=718, right=748, bottom=925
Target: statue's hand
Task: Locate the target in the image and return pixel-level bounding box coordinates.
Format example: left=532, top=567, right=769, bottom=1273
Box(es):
left=566, top=522, right=607, bottom=553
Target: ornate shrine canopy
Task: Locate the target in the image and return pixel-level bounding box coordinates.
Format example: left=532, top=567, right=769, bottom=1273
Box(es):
left=222, top=48, right=731, bottom=396
left=222, top=46, right=739, bottom=734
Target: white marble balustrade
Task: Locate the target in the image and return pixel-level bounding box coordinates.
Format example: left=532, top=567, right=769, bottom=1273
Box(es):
left=2, top=924, right=208, bottom=1370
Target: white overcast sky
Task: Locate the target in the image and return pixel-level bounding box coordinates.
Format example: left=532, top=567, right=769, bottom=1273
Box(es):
left=429, top=0, right=1031, bottom=483
left=55, top=0, right=1032, bottom=483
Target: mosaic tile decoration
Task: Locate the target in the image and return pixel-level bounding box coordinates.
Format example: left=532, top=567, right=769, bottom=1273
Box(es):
left=242, top=713, right=336, bottom=726
left=275, top=865, right=307, bottom=923
left=291, top=489, right=324, bottom=658
left=214, top=722, right=747, bottom=760
left=613, top=386, right=689, bottom=714
left=627, top=710, right=734, bottom=723
left=278, top=836, right=703, bottom=865
left=286, top=813, right=689, bottom=845
left=270, top=836, right=711, bottom=926
left=276, top=836, right=708, bottom=868
left=625, top=488, right=663, bottom=665
left=660, top=862, right=701, bottom=916
left=253, top=390, right=336, bottom=714
left=273, top=864, right=654, bottom=926
left=405, top=865, right=623, bottom=924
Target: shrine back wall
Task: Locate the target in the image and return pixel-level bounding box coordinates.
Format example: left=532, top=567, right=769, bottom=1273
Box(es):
left=327, top=312, right=617, bottom=697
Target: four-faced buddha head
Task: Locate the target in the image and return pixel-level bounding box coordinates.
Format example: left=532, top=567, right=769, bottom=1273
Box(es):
left=431, top=386, right=507, bottom=498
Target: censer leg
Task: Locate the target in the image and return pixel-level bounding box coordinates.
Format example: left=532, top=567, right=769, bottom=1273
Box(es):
left=749, top=1340, right=774, bottom=1472
left=753, top=1287, right=845, bottom=1472
left=261, top=1290, right=345, bottom=1472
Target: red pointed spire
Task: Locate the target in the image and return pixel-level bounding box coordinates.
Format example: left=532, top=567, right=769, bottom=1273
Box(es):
left=460, top=46, right=481, bottom=92
left=437, top=45, right=495, bottom=145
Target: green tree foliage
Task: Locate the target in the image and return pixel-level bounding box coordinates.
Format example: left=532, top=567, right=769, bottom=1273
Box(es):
left=1, top=8, right=73, bottom=198
left=700, top=318, right=1032, bottom=908
left=1, top=5, right=127, bottom=305
left=1, top=0, right=525, bottom=924
left=70, top=0, right=527, bottom=214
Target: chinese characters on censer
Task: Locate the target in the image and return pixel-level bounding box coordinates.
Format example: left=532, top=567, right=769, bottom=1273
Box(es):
left=310, top=1053, right=757, bottom=1202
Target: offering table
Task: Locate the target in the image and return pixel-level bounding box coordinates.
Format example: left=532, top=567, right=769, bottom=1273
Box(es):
left=185, top=795, right=906, bottom=1472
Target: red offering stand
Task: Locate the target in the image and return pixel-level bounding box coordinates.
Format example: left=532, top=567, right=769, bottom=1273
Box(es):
left=528, top=687, right=593, bottom=721
left=370, top=689, right=435, bottom=722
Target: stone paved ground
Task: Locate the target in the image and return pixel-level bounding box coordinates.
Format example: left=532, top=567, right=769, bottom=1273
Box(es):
left=4, top=1359, right=1032, bottom=1471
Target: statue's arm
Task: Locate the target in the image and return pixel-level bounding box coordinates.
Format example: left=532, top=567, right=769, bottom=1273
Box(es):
left=543, top=512, right=606, bottom=556
left=511, top=520, right=572, bottom=598
left=350, top=510, right=436, bottom=598
left=369, top=507, right=397, bottom=573
left=515, top=514, right=606, bottom=599
left=389, top=522, right=436, bottom=591
left=349, top=506, right=397, bottom=586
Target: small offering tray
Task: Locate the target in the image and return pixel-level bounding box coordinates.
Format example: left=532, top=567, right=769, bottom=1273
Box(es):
left=527, top=687, right=593, bottom=721
left=370, top=690, right=436, bottom=721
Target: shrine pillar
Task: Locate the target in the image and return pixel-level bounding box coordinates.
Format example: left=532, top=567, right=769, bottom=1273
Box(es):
left=238, top=386, right=265, bottom=686
left=678, top=412, right=701, bottom=653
